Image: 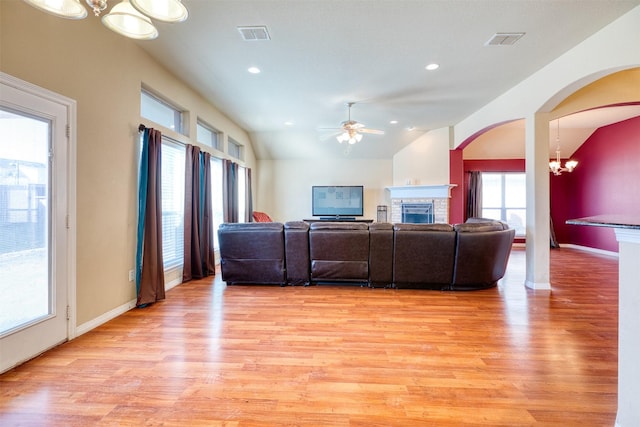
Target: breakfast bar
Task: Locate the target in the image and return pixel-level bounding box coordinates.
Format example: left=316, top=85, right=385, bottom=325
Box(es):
left=567, top=215, right=640, bottom=427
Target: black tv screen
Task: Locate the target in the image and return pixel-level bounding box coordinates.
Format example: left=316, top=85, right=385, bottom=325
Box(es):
left=312, top=185, right=364, bottom=218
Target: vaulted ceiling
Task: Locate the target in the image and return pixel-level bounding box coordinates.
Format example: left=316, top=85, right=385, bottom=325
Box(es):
left=137, top=0, right=640, bottom=160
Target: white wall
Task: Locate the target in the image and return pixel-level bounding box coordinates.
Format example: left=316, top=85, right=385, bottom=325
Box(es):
left=256, top=158, right=392, bottom=222
left=392, top=127, right=452, bottom=186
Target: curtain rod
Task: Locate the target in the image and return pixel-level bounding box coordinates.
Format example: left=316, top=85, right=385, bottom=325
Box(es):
left=137, top=123, right=242, bottom=166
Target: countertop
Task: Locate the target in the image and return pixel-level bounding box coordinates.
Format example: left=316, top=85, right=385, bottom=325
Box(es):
left=566, top=214, right=640, bottom=230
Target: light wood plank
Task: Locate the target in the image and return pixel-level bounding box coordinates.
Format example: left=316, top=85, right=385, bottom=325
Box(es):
left=0, top=247, right=619, bottom=425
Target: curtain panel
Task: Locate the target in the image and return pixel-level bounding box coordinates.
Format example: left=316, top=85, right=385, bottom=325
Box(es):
left=183, top=145, right=215, bottom=281
left=135, top=128, right=165, bottom=306
left=245, top=167, right=253, bottom=222
left=222, top=159, right=238, bottom=223
left=466, top=171, right=483, bottom=220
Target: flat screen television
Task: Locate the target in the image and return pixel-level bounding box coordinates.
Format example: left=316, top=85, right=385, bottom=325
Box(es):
left=312, top=185, right=364, bottom=219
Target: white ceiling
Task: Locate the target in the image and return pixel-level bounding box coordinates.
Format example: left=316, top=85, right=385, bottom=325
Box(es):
left=138, top=0, right=640, bottom=160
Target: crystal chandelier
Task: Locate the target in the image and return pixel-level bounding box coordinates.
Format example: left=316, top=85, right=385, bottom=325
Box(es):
left=23, top=0, right=188, bottom=40
left=549, top=118, right=578, bottom=176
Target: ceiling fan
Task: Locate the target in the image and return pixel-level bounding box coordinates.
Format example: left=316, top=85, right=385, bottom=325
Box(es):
left=324, top=102, right=385, bottom=145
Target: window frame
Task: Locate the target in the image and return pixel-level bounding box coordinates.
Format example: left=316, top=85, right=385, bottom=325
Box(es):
left=140, top=88, right=184, bottom=135
left=228, top=137, right=244, bottom=161
left=196, top=119, right=222, bottom=151
left=158, top=136, right=186, bottom=271
left=481, top=172, right=526, bottom=237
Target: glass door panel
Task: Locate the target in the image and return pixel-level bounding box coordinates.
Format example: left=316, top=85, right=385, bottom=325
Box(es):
left=0, top=109, right=50, bottom=335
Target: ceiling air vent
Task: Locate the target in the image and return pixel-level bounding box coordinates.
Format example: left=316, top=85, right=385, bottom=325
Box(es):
left=485, top=32, right=525, bottom=46
left=238, top=26, right=271, bottom=41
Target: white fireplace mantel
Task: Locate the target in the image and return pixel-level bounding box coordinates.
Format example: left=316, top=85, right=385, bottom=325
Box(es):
left=385, top=184, right=457, bottom=199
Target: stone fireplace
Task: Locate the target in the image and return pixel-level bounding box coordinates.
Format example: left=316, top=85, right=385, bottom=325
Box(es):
left=385, top=185, right=456, bottom=224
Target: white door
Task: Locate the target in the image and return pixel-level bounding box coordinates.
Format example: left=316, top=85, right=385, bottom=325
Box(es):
left=0, top=73, right=75, bottom=373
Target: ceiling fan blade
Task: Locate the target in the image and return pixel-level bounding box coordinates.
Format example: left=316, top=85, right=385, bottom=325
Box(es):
left=359, top=128, right=385, bottom=135
left=319, top=131, right=342, bottom=141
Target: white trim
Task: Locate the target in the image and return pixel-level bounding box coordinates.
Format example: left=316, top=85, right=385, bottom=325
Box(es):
left=75, top=299, right=137, bottom=337
left=524, top=280, right=551, bottom=290
left=560, top=243, right=619, bottom=258
left=615, top=228, right=640, bottom=245
left=166, top=277, right=182, bottom=291
left=385, top=184, right=456, bottom=199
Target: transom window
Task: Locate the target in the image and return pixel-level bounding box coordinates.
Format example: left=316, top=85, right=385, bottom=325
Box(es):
left=228, top=137, right=243, bottom=161
left=197, top=119, right=222, bottom=151
left=140, top=89, right=183, bottom=134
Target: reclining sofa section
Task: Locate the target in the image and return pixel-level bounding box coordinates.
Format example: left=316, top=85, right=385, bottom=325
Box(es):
left=218, top=219, right=515, bottom=290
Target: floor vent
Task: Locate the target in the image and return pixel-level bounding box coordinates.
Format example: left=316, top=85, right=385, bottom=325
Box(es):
left=485, top=32, right=525, bottom=46
left=238, top=26, right=271, bottom=41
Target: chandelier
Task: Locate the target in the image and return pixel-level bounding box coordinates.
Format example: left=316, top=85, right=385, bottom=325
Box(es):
left=23, top=0, right=188, bottom=40
left=549, top=118, right=578, bottom=176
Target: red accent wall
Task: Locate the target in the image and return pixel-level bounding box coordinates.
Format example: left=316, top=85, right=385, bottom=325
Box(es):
left=552, top=116, right=640, bottom=252
left=449, top=149, right=464, bottom=224
left=456, top=117, right=640, bottom=252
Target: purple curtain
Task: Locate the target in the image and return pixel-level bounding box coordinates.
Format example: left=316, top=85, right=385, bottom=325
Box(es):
left=223, top=159, right=238, bottom=223
left=183, top=145, right=215, bottom=281
left=137, top=128, right=165, bottom=306
left=466, top=171, right=482, bottom=220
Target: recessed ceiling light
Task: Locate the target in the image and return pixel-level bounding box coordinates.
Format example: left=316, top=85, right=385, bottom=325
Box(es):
left=425, top=63, right=439, bottom=71
left=389, top=120, right=398, bottom=124
left=407, top=126, right=416, bottom=131
left=284, top=121, right=294, bottom=126
left=248, top=66, right=261, bottom=74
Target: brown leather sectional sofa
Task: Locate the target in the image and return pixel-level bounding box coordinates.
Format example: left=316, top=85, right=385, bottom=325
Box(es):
left=218, top=218, right=515, bottom=290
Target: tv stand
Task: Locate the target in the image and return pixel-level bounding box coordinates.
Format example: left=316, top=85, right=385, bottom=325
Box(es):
left=321, top=216, right=355, bottom=221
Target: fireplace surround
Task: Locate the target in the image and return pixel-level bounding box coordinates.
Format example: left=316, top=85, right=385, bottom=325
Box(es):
left=386, top=185, right=456, bottom=224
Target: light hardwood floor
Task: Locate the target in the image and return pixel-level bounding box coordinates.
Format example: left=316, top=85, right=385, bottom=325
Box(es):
left=0, top=247, right=619, bottom=426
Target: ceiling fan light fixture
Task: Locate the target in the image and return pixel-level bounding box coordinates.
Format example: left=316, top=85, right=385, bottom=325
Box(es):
left=23, top=0, right=88, bottom=19
left=130, top=0, right=188, bottom=23
left=102, top=0, right=158, bottom=40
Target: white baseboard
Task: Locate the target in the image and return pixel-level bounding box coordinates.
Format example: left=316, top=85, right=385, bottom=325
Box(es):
left=165, top=277, right=182, bottom=291
left=559, top=243, right=619, bottom=258
left=75, top=273, right=183, bottom=337
left=75, top=298, right=137, bottom=337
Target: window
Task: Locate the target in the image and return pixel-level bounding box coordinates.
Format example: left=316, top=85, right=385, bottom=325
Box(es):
left=210, top=157, right=223, bottom=250
left=228, top=137, right=243, bottom=160
left=482, top=172, right=526, bottom=236
left=160, top=140, right=185, bottom=269
left=141, top=89, right=183, bottom=134
left=197, top=120, right=222, bottom=151
left=238, top=165, right=246, bottom=223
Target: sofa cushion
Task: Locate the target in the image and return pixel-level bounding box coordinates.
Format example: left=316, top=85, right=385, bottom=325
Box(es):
left=393, top=223, right=454, bottom=232
left=310, top=222, right=369, bottom=231
left=454, top=222, right=507, bottom=232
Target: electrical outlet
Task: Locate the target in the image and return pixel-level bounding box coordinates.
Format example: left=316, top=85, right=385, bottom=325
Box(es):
left=128, top=269, right=135, bottom=282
